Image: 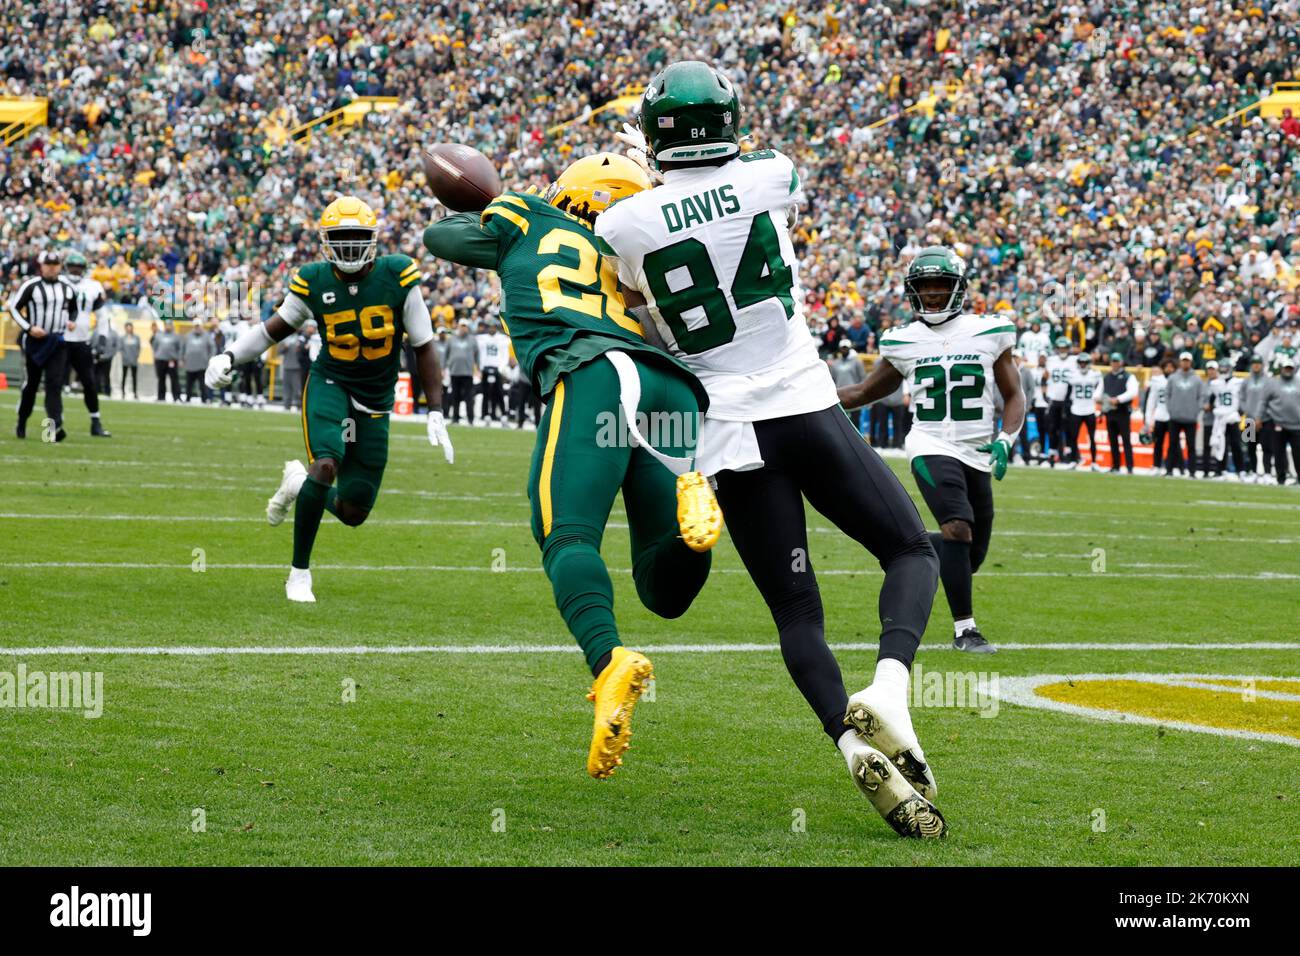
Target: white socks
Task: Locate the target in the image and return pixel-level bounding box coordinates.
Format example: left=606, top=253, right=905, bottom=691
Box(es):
left=954, top=617, right=976, bottom=638
left=873, top=658, right=910, bottom=702
left=837, top=729, right=861, bottom=766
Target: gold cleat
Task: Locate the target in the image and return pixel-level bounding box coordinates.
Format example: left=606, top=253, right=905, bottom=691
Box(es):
left=586, top=647, right=654, bottom=779
left=676, top=470, right=722, bottom=553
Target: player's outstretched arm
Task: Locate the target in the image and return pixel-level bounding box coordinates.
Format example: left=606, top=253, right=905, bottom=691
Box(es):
left=205, top=314, right=295, bottom=389
left=401, top=283, right=453, bottom=464
left=414, top=340, right=453, bottom=464
left=422, top=214, right=500, bottom=269
left=838, top=358, right=903, bottom=410
left=978, top=349, right=1026, bottom=480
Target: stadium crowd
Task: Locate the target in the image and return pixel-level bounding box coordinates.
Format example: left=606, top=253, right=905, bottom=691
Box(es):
left=1, top=0, right=1298, bottom=477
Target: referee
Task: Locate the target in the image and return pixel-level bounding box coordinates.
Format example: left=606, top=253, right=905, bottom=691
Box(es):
left=7, top=250, right=76, bottom=441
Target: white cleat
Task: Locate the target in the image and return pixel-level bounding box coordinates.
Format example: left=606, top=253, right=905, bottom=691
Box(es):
left=845, top=740, right=947, bottom=839
left=267, top=460, right=308, bottom=526
left=285, top=566, right=316, bottom=603
left=845, top=683, right=938, bottom=800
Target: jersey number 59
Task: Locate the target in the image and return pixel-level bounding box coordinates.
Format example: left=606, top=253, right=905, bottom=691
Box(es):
left=322, top=306, right=395, bottom=361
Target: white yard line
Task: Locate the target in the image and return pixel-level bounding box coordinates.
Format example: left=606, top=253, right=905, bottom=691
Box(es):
left=0, top=642, right=1294, bottom=656
left=1, top=511, right=1295, bottom=546
left=0, top=559, right=1295, bottom=580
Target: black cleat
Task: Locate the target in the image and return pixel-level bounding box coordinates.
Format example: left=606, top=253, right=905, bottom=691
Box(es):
left=15, top=422, right=25, bottom=439
left=90, top=419, right=111, bottom=438
left=54, top=427, right=67, bottom=443
left=953, top=627, right=997, bottom=654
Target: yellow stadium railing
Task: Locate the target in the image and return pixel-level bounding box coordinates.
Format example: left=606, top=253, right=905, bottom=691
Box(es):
left=865, top=81, right=965, bottom=132
left=0, top=96, right=47, bottom=146
left=547, top=85, right=646, bottom=137
left=1201, top=81, right=1300, bottom=136
left=289, top=96, right=402, bottom=145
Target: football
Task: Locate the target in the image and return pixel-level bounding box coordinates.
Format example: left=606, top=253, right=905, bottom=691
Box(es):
left=420, top=143, right=502, bottom=212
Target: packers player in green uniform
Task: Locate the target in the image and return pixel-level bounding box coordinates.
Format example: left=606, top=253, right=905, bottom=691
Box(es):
left=206, top=196, right=454, bottom=603
left=422, top=154, right=722, bottom=779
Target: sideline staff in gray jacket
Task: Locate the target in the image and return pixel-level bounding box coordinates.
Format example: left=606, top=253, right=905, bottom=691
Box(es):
left=1240, top=356, right=1270, bottom=476
left=1261, top=354, right=1300, bottom=485
left=1164, top=351, right=1204, bottom=476
left=120, top=322, right=141, bottom=398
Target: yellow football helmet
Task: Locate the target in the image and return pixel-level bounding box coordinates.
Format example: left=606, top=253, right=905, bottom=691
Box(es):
left=319, top=196, right=378, bottom=273
left=545, top=153, right=651, bottom=225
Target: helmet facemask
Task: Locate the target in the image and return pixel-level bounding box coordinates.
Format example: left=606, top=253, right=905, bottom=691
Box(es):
left=320, top=226, right=377, bottom=274
left=905, top=273, right=966, bottom=326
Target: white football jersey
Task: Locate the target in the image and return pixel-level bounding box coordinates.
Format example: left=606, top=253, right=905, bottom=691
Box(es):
left=66, top=275, right=105, bottom=343
left=595, top=149, right=836, bottom=422
left=879, top=313, right=1016, bottom=471
left=1145, top=373, right=1170, bottom=423
left=1209, top=376, right=1242, bottom=420
left=1044, top=353, right=1073, bottom=401
left=477, top=331, right=509, bottom=370
left=1018, top=328, right=1051, bottom=365
left=1067, top=367, right=1103, bottom=416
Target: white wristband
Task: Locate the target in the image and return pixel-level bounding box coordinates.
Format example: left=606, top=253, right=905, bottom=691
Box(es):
left=996, top=429, right=1018, bottom=448
left=227, top=322, right=275, bottom=364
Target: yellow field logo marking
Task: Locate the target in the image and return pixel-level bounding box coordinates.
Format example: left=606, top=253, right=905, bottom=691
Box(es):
left=991, top=674, right=1300, bottom=746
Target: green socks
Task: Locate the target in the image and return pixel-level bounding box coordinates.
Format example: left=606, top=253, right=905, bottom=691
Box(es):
left=542, top=534, right=621, bottom=673
left=292, top=476, right=330, bottom=569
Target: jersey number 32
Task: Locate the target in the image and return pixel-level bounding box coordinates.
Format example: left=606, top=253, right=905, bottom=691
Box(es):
left=913, top=363, right=985, bottom=422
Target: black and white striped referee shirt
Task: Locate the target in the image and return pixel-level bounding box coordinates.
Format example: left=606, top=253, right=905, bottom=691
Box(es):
left=6, top=274, right=77, bottom=335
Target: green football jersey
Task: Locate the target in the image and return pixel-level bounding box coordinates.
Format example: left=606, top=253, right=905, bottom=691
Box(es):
left=287, top=254, right=422, bottom=410
left=422, top=191, right=707, bottom=407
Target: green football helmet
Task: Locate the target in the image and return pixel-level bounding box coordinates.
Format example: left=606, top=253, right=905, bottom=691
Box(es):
left=904, top=246, right=968, bottom=326
left=65, top=250, right=88, bottom=277
left=639, top=60, right=740, bottom=167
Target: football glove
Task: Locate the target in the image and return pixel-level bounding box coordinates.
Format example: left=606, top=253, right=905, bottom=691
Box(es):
left=426, top=410, right=454, bottom=464
left=205, top=351, right=235, bottom=389
left=977, top=437, right=1012, bottom=481
left=614, top=122, right=663, bottom=184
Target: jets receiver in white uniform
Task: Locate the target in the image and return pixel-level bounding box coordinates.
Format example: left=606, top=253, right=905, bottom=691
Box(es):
left=597, top=60, right=947, bottom=839
left=878, top=314, right=1017, bottom=472
left=596, top=147, right=836, bottom=474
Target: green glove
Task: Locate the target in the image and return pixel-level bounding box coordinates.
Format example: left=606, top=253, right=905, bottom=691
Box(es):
left=977, top=437, right=1011, bottom=480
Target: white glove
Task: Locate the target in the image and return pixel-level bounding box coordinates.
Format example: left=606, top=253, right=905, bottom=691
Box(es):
left=205, top=351, right=234, bottom=389
left=427, top=410, right=454, bottom=464
left=615, top=122, right=662, bottom=184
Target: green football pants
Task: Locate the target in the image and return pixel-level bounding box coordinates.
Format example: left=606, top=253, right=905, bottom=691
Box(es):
left=526, top=354, right=712, bottom=672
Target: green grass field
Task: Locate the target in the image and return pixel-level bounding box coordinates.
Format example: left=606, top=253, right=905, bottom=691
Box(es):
left=0, top=399, right=1296, bottom=865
